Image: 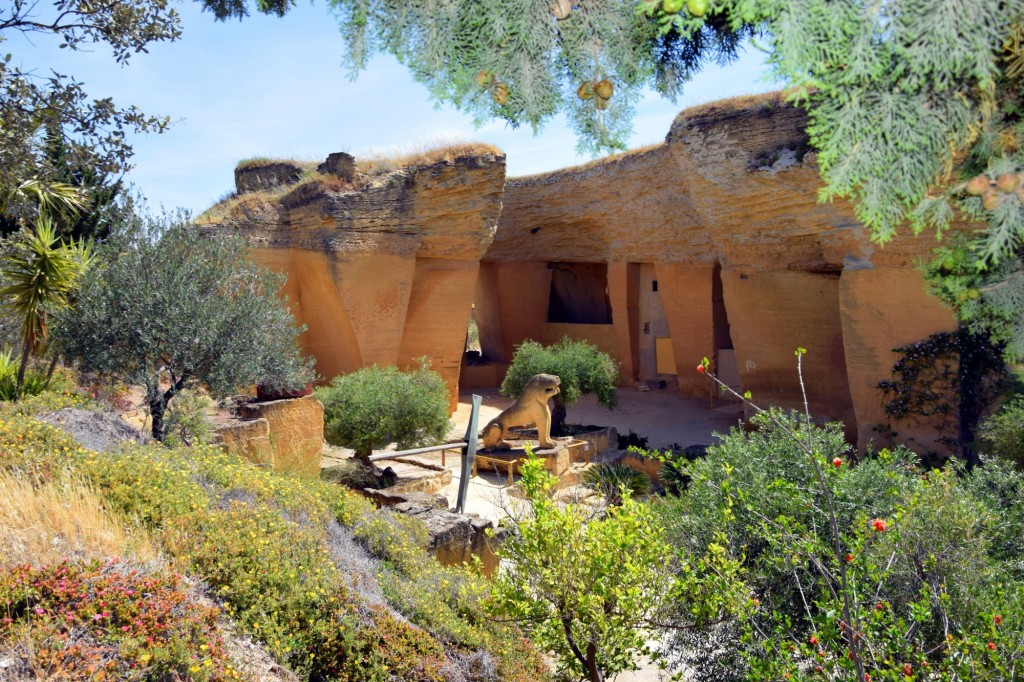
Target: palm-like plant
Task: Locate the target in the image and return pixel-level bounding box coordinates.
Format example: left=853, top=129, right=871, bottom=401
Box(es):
left=0, top=179, right=86, bottom=232
left=0, top=219, right=93, bottom=395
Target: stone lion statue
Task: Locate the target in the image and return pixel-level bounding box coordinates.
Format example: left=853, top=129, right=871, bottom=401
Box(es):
left=480, top=373, right=561, bottom=451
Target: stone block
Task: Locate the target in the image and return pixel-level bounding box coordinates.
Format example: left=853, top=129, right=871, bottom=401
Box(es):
left=238, top=395, right=324, bottom=477
left=234, top=162, right=303, bottom=194
left=214, top=418, right=273, bottom=467
left=317, top=152, right=356, bottom=182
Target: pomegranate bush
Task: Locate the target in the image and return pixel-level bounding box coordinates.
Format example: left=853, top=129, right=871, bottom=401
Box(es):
left=651, top=361, right=1024, bottom=681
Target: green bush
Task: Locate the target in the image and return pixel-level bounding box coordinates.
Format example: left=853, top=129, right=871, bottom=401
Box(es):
left=317, top=364, right=451, bottom=459
left=163, top=389, right=212, bottom=447
left=977, top=395, right=1024, bottom=467
left=501, top=337, right=618, bottom=434
left=0, top=347, right=47, bottom=401
left=652, top=409, right=1024, bottom=681
left=489, top=449, right=745, bottom=682
left=0, top=407, right=545, bottom=681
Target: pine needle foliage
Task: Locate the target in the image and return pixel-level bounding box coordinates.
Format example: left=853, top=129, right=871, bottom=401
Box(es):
left=328, top=0, right=757, bottom=153
left=327, top=0, right=1024, bottom=356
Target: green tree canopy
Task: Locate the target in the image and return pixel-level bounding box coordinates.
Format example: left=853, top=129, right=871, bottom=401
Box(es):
left=52, top=214, right=315, bottom=441
left=317, top=364, right=452, bottom=460
left=0, top=0, right=297, bottom=229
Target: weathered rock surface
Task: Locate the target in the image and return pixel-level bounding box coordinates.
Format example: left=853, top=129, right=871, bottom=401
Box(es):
left=40, top=408, right=149, bottom=453
left=482, top=92, right=963, bottom=451
left=357, top=490, right=503, bottom=576
left=317, top=152, right=356, bottom=182
left=205, top=152, right=506, bottom=407
left=235, top=161, right=304, bottom=194
left=393, top=496, right=503, bottom=576
left=215, top=395, right=324, bottom=477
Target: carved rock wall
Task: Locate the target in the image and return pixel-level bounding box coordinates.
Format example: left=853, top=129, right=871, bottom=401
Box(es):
left=481, top=93, right=961, bottom=450
left=206, top=153, right=506, bottom=407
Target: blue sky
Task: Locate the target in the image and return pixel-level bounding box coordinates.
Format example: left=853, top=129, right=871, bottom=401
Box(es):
left=13, top=1, right=777, bottom=214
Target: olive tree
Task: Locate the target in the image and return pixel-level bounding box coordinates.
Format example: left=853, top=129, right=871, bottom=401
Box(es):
left=316, top=364, right=451, bottom=460
left=501, top=337, right=618, bottom=435
left=53, top=213, right=314, bottom=441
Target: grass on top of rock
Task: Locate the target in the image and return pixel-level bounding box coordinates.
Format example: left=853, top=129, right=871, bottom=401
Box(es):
left=194, top=170, right=355, bottom=225
left=355, top=140, right=502, bottom=176
left=234, top=156, right=318, bottom=171
left=197, top=141, right=502, bottom=226
left=0, top=399, right=545, bottom=682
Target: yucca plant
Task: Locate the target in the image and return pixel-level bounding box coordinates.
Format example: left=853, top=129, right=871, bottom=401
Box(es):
left=0, top=178, right=86, bottom=231
left=0, top=218, right=93, bottom=396
left=581, top=461, right=652, bottom=506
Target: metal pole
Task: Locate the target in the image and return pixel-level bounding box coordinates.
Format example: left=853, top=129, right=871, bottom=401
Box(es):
left=367, top=441, right=465, bottom=462
left=456, top=394, right=481, bottom=513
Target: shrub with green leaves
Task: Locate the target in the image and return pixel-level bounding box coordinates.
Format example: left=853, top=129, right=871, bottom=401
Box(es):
left=163, top=389, right=212, bottom=447
left=652, top=409, right=1024, bottom=681
left=501, top=337, right=618, bottom=435
left=581, top=461, right=652, bottom=505
left=490, top=448, right=745, bottom=682
left=0, top=347, right=47, bottom=401
left=0, top=404, right=544, bottom=681
left=317, top=363, right=451, bottom=459
left=977, top=395, right=1024, bottom=468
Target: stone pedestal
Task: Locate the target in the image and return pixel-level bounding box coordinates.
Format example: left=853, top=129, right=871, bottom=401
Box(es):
left=475, top=437, right=578, bottom=481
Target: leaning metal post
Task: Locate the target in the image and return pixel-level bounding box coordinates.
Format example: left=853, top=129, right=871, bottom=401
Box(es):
left=456, top=394, right=482, bottom=513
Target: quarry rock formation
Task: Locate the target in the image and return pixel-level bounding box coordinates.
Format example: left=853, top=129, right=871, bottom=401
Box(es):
left=209, top=95, right=963, bottom=455
left=482, top=92, right=960, bottom=453
left=205, top=150, right=506, bottom=408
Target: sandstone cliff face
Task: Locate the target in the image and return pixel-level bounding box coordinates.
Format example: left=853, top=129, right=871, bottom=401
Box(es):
left=483, top=93, right=960, bottom=453
left=205, top=152, right=506, bottom=407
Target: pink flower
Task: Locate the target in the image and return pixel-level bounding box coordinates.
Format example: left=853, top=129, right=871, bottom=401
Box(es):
left=34, top=608, right=44, bottom=616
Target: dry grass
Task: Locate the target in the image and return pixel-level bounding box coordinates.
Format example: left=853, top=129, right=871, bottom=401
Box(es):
left=235, top=156, right=318, bottom=172
left=356, top=140, right=503, bottom=176
left=0, top=472, right=157, bottom=567
left=509, top=141, right=664, bottom=184
left=679, top=89, right=791, bottom=120
left=196, top=170, right=354, bottom=225
left=197, top=141, right=502, bottom=223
